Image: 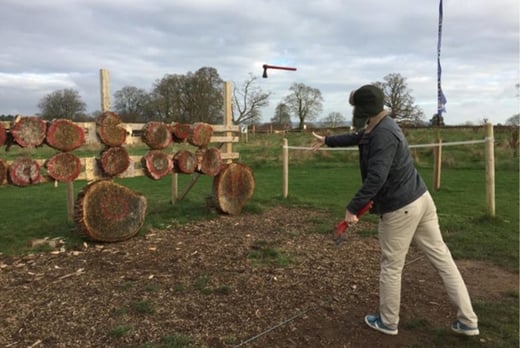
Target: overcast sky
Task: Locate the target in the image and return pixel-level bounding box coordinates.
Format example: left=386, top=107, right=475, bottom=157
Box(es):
left=1, top=0, right=518, bottom=125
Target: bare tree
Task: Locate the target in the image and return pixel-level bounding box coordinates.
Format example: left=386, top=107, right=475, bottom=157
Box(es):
left=113, top=86, right=151, bottom=122
left=283, top=83, right=323, bottom=130
left=270, top=102, right=292, bottom=127
left=373, top=73, right=424, bottom=124
left=152, top=67, right=224, bottom=123
left=322, top=112, right=346, bottom=128
left=38, top=89, right=87, bottom=121
left=232, top=74, right=270, bottom=125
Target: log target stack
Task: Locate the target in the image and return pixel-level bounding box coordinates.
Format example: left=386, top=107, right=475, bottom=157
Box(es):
left=45, top=152, right=82, bottom=182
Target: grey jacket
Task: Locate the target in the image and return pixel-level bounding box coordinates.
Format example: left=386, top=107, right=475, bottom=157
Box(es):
left=325, top=116, right=427, bottom=215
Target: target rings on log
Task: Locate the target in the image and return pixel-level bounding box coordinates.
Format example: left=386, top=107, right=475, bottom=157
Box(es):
left=213, top=162, right=255, bottom=215
left=46, top=153, right=82, bottom=182
left=199, top=147, right=222, bottom=176
left=170, top=123, right=190, bottom=142
left=74, top=180, right=147, bottom=242
left=8, top=157, right=41, bottom=186
left=142, top=150, right=173, bottom=180
left=173, top=150, right=197, bottom=174
left=0, top=159, right=7, bottom=185
left=188, top=122, right=213, bottom=147
left=100, top=146, right=131, bottom=177
left=46, top=119, right=85, bottom=151
left=96, top=111, right=126, bottom=146
left=11, top=116, right=47, bottom=148
left=142, top=122, right=172, bottom=149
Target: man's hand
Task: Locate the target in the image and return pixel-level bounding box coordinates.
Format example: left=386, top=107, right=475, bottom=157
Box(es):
left=344, top=209, right=359, bottom=224
left=311, top=131, right=325, bottom=151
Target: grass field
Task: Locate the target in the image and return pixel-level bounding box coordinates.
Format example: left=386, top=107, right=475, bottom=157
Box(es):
left=0, top=126, right=518, bottom=347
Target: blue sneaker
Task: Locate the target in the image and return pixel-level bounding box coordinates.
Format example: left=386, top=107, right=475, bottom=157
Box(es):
left=364, top=314, right=398, bottom=335
left=451, top=320, right=479, bottom=336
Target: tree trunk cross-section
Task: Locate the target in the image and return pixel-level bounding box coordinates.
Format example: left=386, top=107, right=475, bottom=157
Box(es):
left=8, top=157, right=41, bottom=186
left=213, top=162, right=255, bottom=215
left=45, top=152, right=82, bottom=182
left=142, top=150, right=173, bottom=180
left=46, top=119, right=85, bottom=152
left=96, top=111, right=127, bottom=146
left=11, top=116, right=47, bottom=148
left=99, top=146, right=131, bottom=177
left=173, top=150, right=197, bottom=174
left=142, top=122, right=172, bottom=150
left=74, top=179, right=147, bottom=242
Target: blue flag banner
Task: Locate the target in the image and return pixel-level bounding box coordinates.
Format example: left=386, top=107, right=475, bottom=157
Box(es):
left=437, top=0, right=446, bottom=114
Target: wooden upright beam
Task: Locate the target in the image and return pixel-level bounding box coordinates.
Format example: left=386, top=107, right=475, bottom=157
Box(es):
left=224, top=81, right=233, bottom=163
left=100, top=69, right=111, bottom=112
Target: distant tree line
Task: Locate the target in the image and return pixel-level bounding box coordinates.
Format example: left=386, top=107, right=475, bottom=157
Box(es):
left=28, top=68, right=519, bottom=130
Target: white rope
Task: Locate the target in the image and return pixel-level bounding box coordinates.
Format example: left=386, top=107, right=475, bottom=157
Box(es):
left=284, top=138, right=489, bottom=151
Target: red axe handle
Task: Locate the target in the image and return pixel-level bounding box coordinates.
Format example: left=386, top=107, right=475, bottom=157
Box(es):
left=262, top=64, right=297, bottom=71
left=335, top=201, right=373, bottom=244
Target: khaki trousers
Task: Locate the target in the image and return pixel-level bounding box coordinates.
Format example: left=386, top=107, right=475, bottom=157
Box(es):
left=378, top=191, right=478, bottom=329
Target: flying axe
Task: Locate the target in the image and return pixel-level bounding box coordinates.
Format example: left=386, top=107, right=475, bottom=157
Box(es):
left=262, top=64, right=297, bottom=78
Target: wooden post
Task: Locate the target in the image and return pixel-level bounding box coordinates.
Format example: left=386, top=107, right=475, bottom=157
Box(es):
left=100, top=69, right=111, bottom=112
left=224, top=81, right=233, bottom=164
left=433, top=136, right=442, bottom=191
left=171, top=172, right=178, bottom=204
left=283, top=138, right=288, bottom=198
left=66, top=182, right=75, bottom=223
left=485, top=123, right=495, bottom=216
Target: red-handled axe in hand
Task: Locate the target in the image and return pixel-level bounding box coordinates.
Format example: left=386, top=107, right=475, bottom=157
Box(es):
left=335, top=201, right=373, bottom=245
left=262, top=64, right=297, bottom=78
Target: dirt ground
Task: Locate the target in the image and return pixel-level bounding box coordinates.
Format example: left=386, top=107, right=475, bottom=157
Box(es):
left=0, top=206, right=517, bottom=348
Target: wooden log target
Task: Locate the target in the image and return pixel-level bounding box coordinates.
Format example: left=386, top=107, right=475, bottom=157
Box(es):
left=46, top=119, right=85, bottom=151
left=11, top=116, right=47, bottom=148
left=213, top=162, right=255, bottom=215
left=96, top=111, right=126, bottom=146
left=142, top=150, right=173, bottom=180
left=170, top=123, right=190, bottom=142
left=99, top=146, right=131, bottom=177
left=173, top=150, right=197, bottom=174
left=188, top=122, right=213, bottom=147
left=45, top=152, right=82, bottom=182
left=8, top=157, right=41, bottom=186
left=142, top=121, right=172, bottom=149
left=74, top=179, right=147, bottom=242
left=199, top=147, right=222, bottom=176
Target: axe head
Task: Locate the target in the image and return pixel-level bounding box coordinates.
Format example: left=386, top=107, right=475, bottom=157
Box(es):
left=262, top=65, right=268, bottom=78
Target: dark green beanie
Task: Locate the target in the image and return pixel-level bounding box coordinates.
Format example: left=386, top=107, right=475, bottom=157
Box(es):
left=350, top=85, right=385, bottom=129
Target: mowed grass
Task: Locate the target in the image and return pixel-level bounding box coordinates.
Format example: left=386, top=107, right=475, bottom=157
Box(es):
left=0, top=127, right=518, bottom=347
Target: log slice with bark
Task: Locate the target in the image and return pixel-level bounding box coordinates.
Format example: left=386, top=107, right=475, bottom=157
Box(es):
left=46, top=119, right=85, bottom=152
left=96, top=111, right=126, bottom=146
left=99, top=146, right=131, bottom=177
left=213, top=162, right=255, bottom=215
left=173, top=150, right=197, bottom=174
left=188, top=122, right=213, bottom=147
left=199, top=147, right=223, bottom=176
left=45, top=152, right=82, bottom=182
left=11, top=116, right=47, bottom=148
left=142, top=121, right=172, bottom=149
left=74, top=180, right=147, bottom=242
left=8, top=157, right=41, bottom=186
left=142, top=150, right=173, bottom=180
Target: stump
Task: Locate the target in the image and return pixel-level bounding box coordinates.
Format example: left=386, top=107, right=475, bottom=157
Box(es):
left=8, top=157, right=41, bottom=186
left=173, top=150, right=197, bottom=174
left=96, top=111, right=126, bottom=146
left=45, top=152, right=82, bottom=182
left=188, top=122, right=213, bottom=147
left=142, top=150, right=173, bottom=180
left=0, top=123, right=6, bottom=146
left=11, top=116, right=47, bottom=148
left=142, top=121, right=172, bottom=149
left=46, top=119, right=85, bottom=151
left=213, top=162, right=255, bottom=215
left=199, top=147, right=222, bottom=176
left=74, top=180, right=147, bottom=242
left=170, top=123, right=190, bottom=142
left=99, top=146, right=131, bottom=177
left=0, top=159, right=6, bottom=185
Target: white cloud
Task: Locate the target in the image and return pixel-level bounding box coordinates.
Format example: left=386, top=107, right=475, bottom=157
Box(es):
left=0, top=0, right=518, bottom=124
